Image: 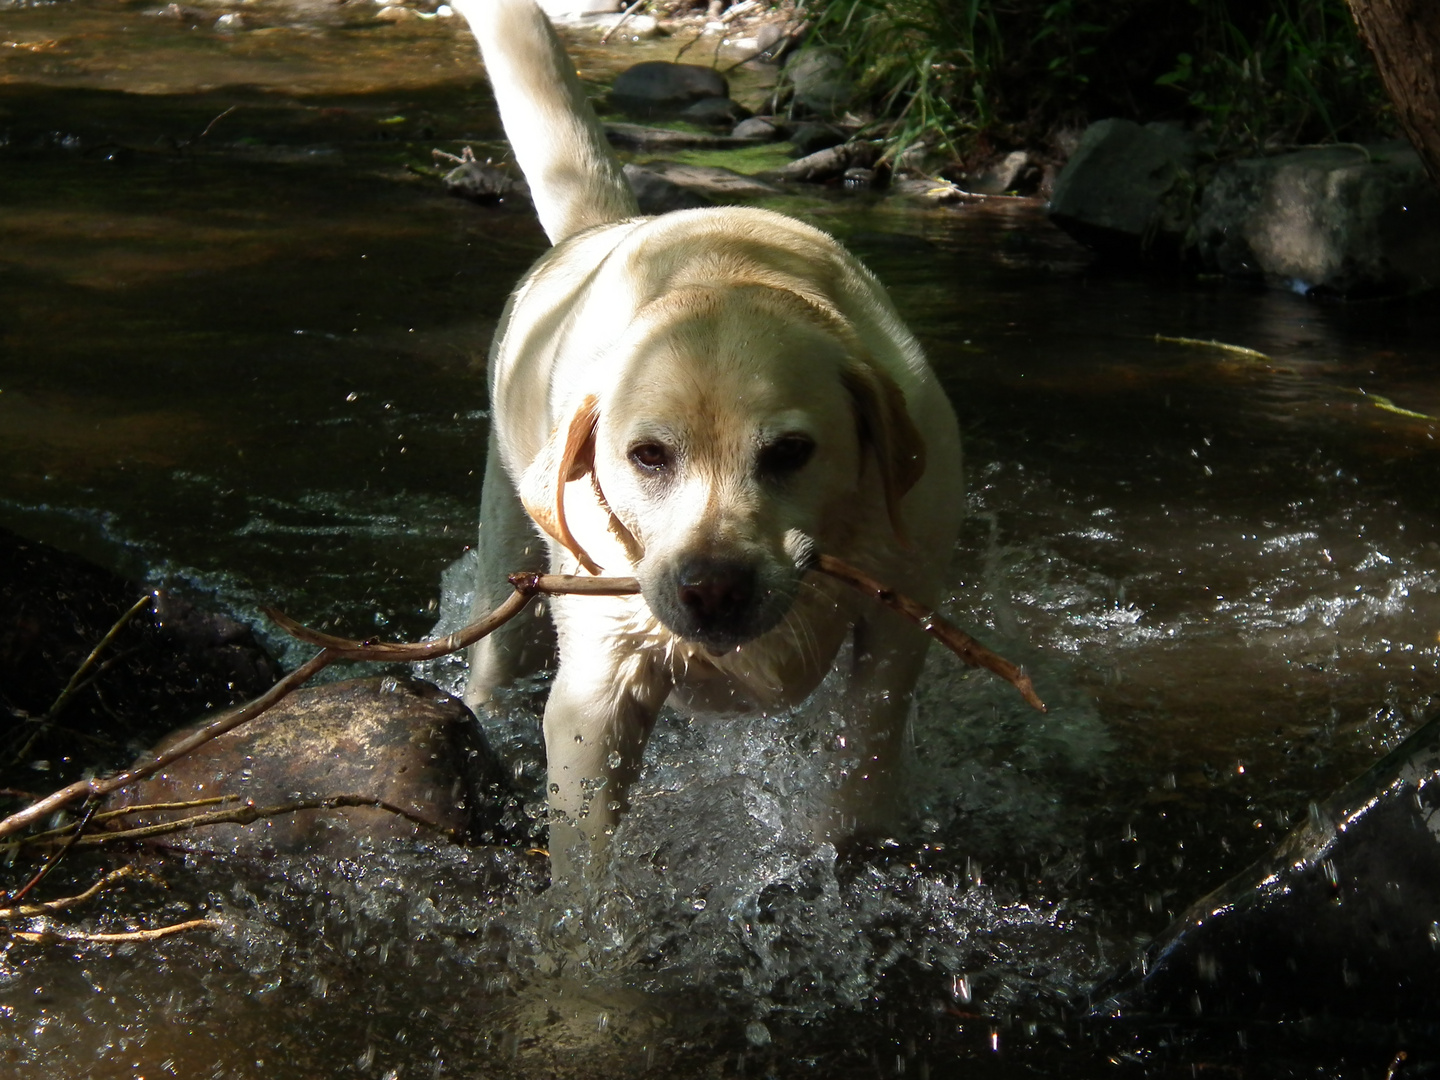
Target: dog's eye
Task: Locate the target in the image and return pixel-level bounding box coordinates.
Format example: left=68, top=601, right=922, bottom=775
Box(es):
left=758, top=435, right=816, bottom=476
left=629, top=441, right=672, bottom=473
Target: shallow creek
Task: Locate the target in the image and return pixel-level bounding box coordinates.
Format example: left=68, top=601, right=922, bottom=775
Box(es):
left=2, top=1, right=1439, bottom=1076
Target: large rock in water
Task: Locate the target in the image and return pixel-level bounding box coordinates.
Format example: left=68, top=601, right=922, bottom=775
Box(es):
left=611, top=61, right=729, bottom=117
left=1099, top=708, right=1440, bottom=1040
left=1194, top=142, right=1440, bottom=297
left=784, top=47, right=855, bottom=119
left=1047, top=118, right=1199, bottom=260
left=105, top=676, right=521, bottom=856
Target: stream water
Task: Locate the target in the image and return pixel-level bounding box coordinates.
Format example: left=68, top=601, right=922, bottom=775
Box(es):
left=2, top=1, right=1439, bottom=1076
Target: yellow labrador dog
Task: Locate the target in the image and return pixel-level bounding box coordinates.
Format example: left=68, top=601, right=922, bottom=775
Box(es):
left=453, top=0, right=963, bottom=882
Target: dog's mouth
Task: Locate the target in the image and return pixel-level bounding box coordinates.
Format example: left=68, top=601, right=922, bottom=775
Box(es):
left=643, top=555, right=796, bottom=652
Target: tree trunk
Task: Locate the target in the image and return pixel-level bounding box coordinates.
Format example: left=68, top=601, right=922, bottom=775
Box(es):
left=1347, top=0, right=1440, bottom=185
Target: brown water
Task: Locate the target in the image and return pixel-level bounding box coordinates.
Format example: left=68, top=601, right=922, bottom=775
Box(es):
left=2, top=2, right=1439, bottom=1076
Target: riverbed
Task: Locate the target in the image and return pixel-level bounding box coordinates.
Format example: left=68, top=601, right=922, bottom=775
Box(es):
left=2, top=1, right=1438, bottom=1076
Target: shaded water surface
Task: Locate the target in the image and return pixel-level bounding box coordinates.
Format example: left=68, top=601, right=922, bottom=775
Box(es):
left=2, top=2, right=1439, bottom=1076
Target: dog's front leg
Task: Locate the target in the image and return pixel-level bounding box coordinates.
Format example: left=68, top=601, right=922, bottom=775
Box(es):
left=542, top=619, right=672, bottom=886
left=818, top=608, right=932, bottom=842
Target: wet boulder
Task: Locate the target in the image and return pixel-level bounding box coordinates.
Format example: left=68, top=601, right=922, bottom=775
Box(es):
left=0, top=525, right=280, bottom=779
left=610, top=61, right=729, bottom=118
left=1194, top=142, right=1440, bottom=297
left=105, top=676, right=521, bottom=856
left=1100, top=709, right=1440, bottom=1034
left=1047, top=118, right=1200, bottom=260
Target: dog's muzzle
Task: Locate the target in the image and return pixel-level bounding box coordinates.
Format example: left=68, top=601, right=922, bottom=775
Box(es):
left=649, top=555, right=791, bottom=651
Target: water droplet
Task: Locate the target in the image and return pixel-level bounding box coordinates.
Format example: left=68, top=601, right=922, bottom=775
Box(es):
left=744, top=1020, right=771, bottom=1047
left=690, top=897, right=707, bottom=912
left=951, top=974, right=971, bottom=1003
left=607, top=750, right=622, bottom=769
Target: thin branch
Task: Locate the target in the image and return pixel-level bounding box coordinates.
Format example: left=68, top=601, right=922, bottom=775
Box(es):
left=0, top=649, right=336, bottom=840
left=0, top=865, right=160, bottom=918
left=599, top=0, right=647, bottom=43
left=2, top=801, right=99, bottom=906
left=10, top=594, right=153, bottom=768
left=17, top=795, right=456, bottom=851
left=10, top=918, right=213, bottom=945
left=815, top=554, right=1048, bottom=713
left=8, top=796, right=241, bottom=849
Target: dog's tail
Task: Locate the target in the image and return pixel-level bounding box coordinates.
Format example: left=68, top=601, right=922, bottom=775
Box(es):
left=453, top=0, right=639, bottom=245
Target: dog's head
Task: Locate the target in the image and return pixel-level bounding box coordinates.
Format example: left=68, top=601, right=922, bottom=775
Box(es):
left=520, top=285, right=925, bottom=651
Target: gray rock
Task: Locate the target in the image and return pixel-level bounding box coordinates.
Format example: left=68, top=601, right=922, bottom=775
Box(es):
left=789, top=121, right=845, bottom=157
left=1047, top=118, right=1200, bottom=259
left=611, top=61, right=729, bottom=117
left=105, top=676, right=519, bottom=855
left=629, top=160, right=780, bottom=200
left=731, top=116, right=784, bottom=142
left=623, top=164, right=714, bottom=214
left=785, top=47, right=855, bottom=118
left=960, top=149, right=1042, bottom=196
left=1101, top=708, right=1440, bottom=1030
left=1194, top=143, right=1440, bottom=297
left=680, top=96, right=751, bottom=129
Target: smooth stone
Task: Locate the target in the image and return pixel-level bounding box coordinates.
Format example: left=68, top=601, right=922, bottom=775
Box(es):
left=105, top=676, right=519, bottom=855
left=611, top=61, right=729, bottom=116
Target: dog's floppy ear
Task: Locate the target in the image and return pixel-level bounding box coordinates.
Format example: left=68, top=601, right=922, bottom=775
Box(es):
left=520, top=394, right=604, bottom=574
left=841, top=363, right=927, bottom=541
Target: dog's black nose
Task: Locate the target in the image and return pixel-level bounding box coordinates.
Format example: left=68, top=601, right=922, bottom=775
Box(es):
left=676, top=558, right=756, bottom=628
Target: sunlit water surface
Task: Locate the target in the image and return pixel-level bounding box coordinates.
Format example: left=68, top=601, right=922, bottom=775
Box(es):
left=2, top=1, right=1438, bottom=1075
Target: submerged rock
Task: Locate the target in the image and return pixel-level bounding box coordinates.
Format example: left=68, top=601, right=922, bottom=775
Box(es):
left=1194, top=142, right=1440, bottom=297
left=1099, top=708, right=1440, bottom=1035
left=1047, top=118, right=1199, bottom=261
left=105, top=676, right=520, bottom=855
